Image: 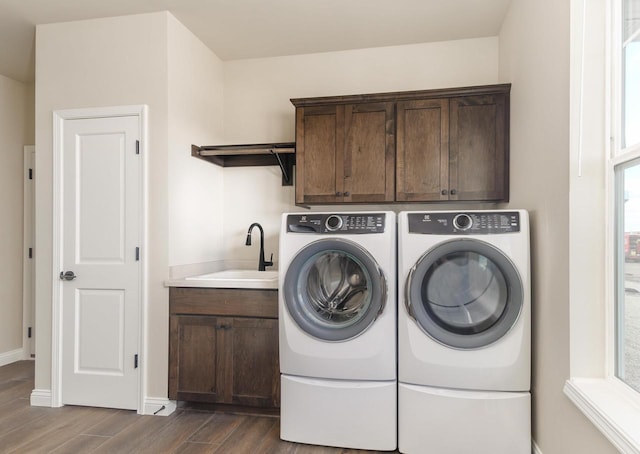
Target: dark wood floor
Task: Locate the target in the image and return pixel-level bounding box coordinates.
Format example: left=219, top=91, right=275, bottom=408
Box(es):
left=0, top=361, right=395, bottom=453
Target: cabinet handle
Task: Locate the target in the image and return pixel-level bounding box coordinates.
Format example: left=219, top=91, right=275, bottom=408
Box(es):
left=441, top=189, right=448, bottom=196
left=336, top=191, right=342, bottom=196
left=450, top=189, right=457, bottom=195
left=218, top=324, right=231, bottom=330
left=344, top=191, right=350, bottom=196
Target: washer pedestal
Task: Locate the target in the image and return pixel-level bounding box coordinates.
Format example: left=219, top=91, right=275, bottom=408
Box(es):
left=281, top=374, right=397, bottom=450
left=399, top=383, right=531, bottom=454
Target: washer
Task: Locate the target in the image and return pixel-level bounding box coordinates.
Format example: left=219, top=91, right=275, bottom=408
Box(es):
left=398, top=210, right=531, bottom=454
left=279, top=212, right=396, bottom=451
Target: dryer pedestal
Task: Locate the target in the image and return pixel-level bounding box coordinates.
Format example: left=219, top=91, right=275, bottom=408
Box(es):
left=398, top=383, right=531, bottom=454
left=281, top=374, right=397, bottom=450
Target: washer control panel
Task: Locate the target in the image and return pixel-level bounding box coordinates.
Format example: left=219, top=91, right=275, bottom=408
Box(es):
left=287, top=213, right=386, bottom=234
left=408, top=212, right=521, bottom=234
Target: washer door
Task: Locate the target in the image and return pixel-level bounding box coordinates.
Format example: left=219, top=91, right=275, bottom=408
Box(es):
left=283, top=238, right=387, bottom=342
left=406, top=239, right=523, bottom=349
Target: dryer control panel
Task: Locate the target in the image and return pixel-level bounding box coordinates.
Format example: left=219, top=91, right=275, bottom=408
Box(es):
left=408, top=212, right=521, bottom=234
left=287, top=213, right=386, bottom=234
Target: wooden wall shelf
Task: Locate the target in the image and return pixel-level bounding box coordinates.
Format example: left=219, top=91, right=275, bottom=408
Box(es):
left=191, top=143, right=295, bottom=186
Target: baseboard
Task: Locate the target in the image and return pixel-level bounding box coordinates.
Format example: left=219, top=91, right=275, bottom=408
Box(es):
left=30, top=389, right=52, bottom=407
left=532, top=439, right=543, bottom=454
left=142, top=397, right=177, bottom=416
left=30, top=391, right=176, bottom=414
left=0, top=348, right=24, bottom=367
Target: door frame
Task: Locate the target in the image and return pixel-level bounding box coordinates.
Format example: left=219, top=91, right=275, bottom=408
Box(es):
left=23, top=145, right=35, bottom=360
left=51, top=105, right=148, bottom=412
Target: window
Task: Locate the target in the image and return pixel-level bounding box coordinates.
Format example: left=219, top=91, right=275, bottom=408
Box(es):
left=615, top=160, right=640, bottom=393
left=565, top=0, right=640, bottom=451
left=622, top=0, right=640, bottom=149
left=614, top=0, right=640, bottom=394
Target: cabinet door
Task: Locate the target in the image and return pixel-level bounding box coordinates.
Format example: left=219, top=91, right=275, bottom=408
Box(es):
left=295, top=101, right=394, bottom=204
left=449, top=94, right=508, bottom=201
left=396, top=99, right=449, bottom=201
left=169, top=315, right=224, bottom=403
left=343, top=102, right=395, bottom=203
left=295, top=105, right=345, bottom=204
left=227, top=318, right=280, bottom=408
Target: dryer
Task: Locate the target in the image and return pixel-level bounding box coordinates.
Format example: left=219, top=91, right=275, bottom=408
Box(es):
left=279, top=212, right=396, bottom=451
left=398, top=210, right=531, bottom=454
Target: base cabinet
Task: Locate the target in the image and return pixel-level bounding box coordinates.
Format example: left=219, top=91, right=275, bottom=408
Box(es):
left=168, top=288, right=279, bottom=410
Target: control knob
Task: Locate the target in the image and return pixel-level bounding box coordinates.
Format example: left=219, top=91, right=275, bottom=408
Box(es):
left=325, top=215, right=343, bottom=231
left=453, top=213, right=473, bottom=231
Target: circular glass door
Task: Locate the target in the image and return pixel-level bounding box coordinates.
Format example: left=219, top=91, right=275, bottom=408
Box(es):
left=283, top=238, right=387, bottom=341
left=406, top=239, right=523, bottom=349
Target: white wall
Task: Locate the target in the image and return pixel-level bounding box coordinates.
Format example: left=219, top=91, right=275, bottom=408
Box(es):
left=167, top=15, right=226, bottom=267
left=29, top=18, right=503, bottom=401
left=222, top=37, right=500, bottom=265
left=35, top=11, right=232, bottom=401
left=0, top=74, right=33, bottom=359
left=498, top=0, right=616, bottom=452
left=568, top=0, right=607, bottom=381
left=35, top=12, right=170, bottom=398
left=31, top=15, right=615, bottom=452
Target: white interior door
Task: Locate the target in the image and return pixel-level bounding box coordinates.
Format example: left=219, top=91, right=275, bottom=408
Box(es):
left=23, top=146, right=35, bottom=359
left=60, top=114, right=141, bottom=409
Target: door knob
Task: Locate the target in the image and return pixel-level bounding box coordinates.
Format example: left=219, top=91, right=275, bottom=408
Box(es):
left=60, top=271, right=77, bottom=281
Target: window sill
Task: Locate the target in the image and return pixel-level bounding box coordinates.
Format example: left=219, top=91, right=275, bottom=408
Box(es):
left=564, top=378, right=640, bottom=453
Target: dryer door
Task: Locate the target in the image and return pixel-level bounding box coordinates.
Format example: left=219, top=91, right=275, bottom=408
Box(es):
left=283, top=238, right=387, bottom=341
left=406, top=238, right=523, bottom=349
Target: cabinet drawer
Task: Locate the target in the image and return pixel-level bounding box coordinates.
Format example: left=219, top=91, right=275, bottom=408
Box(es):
left=169, top=287, right=277, bottom=318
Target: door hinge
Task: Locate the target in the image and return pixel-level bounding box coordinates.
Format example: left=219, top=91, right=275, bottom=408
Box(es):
left=134, top=354, right=139, bottom=369
left=28, top=168, right=33, bottom=180
left=28, top=247, right=33, bottom=259
left=136, top=140, right=140, bottom=155
left=28, top=327, right=32, bottom=338
left=135, top=247, right=140, bottom=261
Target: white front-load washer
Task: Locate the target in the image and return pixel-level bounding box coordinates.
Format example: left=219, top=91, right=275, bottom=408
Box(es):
left=398, top=210, right=531, bottom=454
left=279, top=212, right=396, bottom=451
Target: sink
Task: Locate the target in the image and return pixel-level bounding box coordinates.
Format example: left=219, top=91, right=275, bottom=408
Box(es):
left=184, top=269, right=278, bottom=289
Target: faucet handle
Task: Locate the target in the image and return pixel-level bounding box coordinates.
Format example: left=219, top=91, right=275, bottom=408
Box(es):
left=265, top=253, right=274, bottom=268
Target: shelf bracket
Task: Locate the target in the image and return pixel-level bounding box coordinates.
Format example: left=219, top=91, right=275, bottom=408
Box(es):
left=270, top=149, right=292, bottom=185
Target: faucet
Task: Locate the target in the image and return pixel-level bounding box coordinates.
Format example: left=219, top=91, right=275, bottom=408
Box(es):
left=245, top=223, right=274, bottom=271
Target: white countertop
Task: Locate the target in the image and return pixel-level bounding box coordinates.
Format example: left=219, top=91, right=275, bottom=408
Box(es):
left=164, top=269, right=279, bottom=290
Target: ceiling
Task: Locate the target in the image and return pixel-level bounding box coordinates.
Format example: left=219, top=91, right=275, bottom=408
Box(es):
left=0, top=0, right=512, bottom=83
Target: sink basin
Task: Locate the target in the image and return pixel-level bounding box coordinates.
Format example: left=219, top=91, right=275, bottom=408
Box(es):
left=184, top=269, right=278, bottom=289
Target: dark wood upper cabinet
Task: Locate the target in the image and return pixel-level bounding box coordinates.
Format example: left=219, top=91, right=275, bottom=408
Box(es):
left=292, top=84, right=510, bottom=204
left=294, top=104, right=343, bottom=204
left=343, top=102, right=395, bottom=203
left=293, top=100, right=395, bottom=205
left=396, top=98, right=449, bottom=202
left=448, top=94, right=508, bottom=201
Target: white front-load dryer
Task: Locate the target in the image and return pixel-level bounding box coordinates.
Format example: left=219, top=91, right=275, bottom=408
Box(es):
left=397, top=210, right=531, bottom=454
left=279, top=212, right=396, bottom=451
